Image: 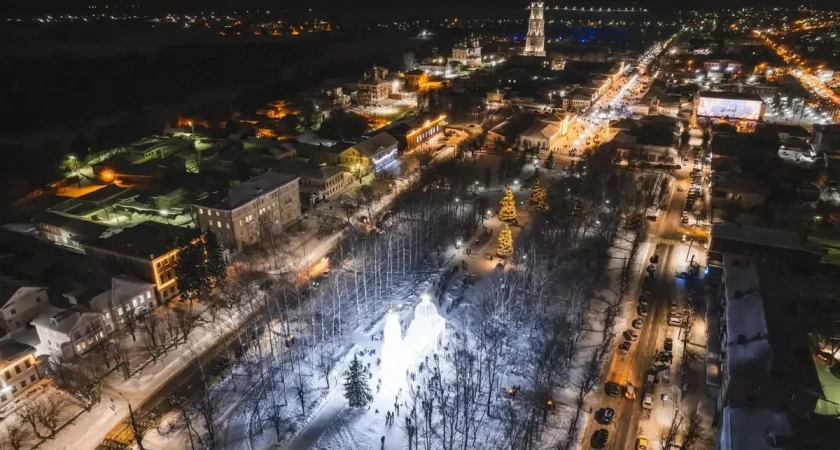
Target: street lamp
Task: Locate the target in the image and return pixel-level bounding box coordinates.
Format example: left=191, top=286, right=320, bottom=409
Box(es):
left=456, top=238, right=462, bottom=249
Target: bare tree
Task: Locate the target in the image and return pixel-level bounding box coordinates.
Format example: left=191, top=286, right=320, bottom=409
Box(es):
left=47, top=354, right=105, bottom=411
left=659, top=410, right=682, bottom=450
left=141, top=312, right=169, bottom=364
left=680, top=408, right=707, bottom=450
left=0, top=422, right=29, bottom=450
left=34, top=395, right=65, bottom=438
left=15, top=403, right=42, bottom=440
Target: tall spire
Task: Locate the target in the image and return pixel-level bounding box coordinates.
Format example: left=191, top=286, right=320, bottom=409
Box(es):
left=524, top=2, right=546, bottom=57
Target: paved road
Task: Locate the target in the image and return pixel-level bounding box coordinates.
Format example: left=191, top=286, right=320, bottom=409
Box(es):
left=582, top=162, right=692, bottom=449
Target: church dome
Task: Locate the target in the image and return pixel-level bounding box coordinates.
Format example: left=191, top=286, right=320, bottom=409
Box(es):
left=414, top=297, right=439, bottom=319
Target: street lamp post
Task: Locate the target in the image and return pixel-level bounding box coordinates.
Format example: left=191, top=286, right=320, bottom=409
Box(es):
left=120, top=392, right=147, bottom=450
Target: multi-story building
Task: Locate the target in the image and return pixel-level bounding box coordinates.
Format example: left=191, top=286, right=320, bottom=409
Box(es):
left=562, top=88, right=597, bottom=112
left=32, top=212, right=109, bottom=253
left=416, top=62, right=455, bottom=78
left=523, top=2, right=546, bottom=57
left=704, top=59, right=743, bottom=74
left=300, top=166, right=352, bottom=204
left=517, top=112, right=576, bottom=151
left=0, top=279, right=48, bottom=335
left=128, top=137, right=195, bottom=164
left=195, top=172, right=301, bottom=252
left=386, top=115, right=447, bottom=152
left=709, top=223, right=824, bottom=272
left=451, top=36, right=482, bottom=68
left=0, top=342, right=41, bottom=407
left=713, top=254, right=825, bottom=418
left=63, top=276, right=157, bottom=333
left=403, top=70, right=428, bottom=91
left=82, top=222, right=197, bottom=302
left=349, top=132, right=399, bottom=173
left=357, top=66, right=392, bottom=106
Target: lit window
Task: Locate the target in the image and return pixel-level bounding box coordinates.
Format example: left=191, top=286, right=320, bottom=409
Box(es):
left=117, top=307, right=124, bottom=316
left=104, top=312, right=110, bottom=321
left=198, top=208, right=203, bottom=214
left=132, top=298, right=138, bottom=307
left=217, top=221, right=222, bottom=228
left=146, top=292, right=151, bottom=300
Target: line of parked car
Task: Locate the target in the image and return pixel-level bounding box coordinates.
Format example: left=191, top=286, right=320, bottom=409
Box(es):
left=683, top=150, right=706, bottom=223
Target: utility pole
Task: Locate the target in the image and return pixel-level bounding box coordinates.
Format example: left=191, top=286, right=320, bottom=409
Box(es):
left=120, top=392, right=147, bottom=450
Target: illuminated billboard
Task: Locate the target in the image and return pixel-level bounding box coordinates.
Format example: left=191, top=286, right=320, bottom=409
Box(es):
left=697, top=96, right=764, bottom=121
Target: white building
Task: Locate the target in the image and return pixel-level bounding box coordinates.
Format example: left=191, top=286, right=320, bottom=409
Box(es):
left=33, top=276, right=156, bottom=358
left=0, top=341, right=42, bottom=408
left=351, top=132, right=399, bottom=172
left=450, top=36, right=482, bottom=68
left=517, top=113, right=576, bottom=151
left=195, top=171, right=301, bottom=252
left=33, top=307, right=104, bottom=358
left=523, top=2, right=546, bottom=57
left=0, top=279, right=48, bottom=335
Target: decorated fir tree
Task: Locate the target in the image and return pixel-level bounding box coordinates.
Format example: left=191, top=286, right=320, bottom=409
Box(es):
left=498, top=186, right=517, bottom=222
left=496, top=223, right=514, bottom=258
left=343, top=355, right=372, bottom=408
left=530, top=179, right=548, bottom=211
left=203, top=229, right=228, bottom=287
left=544, top=152, right=555, bottom=170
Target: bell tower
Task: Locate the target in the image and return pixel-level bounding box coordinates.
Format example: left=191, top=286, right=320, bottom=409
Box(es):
left=524, top=2, right=546, bottom=57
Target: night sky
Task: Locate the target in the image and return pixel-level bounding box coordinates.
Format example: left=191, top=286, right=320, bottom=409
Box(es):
left=2, top=0, right=838, bottom=15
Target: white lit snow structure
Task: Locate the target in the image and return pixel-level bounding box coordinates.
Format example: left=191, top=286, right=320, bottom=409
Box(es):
left=380, top=308, right=407, bottom=393
left=404, top=294, right=447, bottom=357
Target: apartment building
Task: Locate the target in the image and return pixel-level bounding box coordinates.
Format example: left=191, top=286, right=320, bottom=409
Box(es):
left=0, top=279, right=49, bottom=335
left=195, top=171, right=301, bottom=252
left=0, top=342, right=41, bottom=408
left=82, top=222, right=197, bottom=302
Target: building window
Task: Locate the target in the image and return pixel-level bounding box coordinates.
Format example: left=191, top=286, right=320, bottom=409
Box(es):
left=30, top=374, right=36, bottom=382
left=0, top=394, right=6, bottom=402
left=9, top=309, right=15, bottom=316
left=104, top=312, right=111, bottom=321
left=752, top=383, right=761, bottom=391
left=217, top=221, right=222, bottom=228
left=14, top=366, right=20, bottom=375
left=20, top=380, right=26, bottom=388
left=146, top=292, right=151, bottom=300
left=3, top=372, right=9, bottom=381
left=132, top=298, right=139, bottom=307
left=24, top=360, right=31, bottom=369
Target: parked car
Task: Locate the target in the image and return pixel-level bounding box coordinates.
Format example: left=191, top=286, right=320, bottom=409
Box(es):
left=668, top=316, right=681, bottom=326
left=623, top=330, right=639, bottom=341
left=636, top=436, right=649, bottom=450
left=642, top=393, right=653, bottom=409
left=619, top=341, right=631, bottom=353
left=638, top=304, right=649, bottom=316
left=639, top=296, right=649, bottom=307
left=664, top=337, right=673, bottom=352
left=605, top=381, right=621, bottom=397
left=591, top=429, right=609, bottom=449
left=632, top=318, right=644, bottom=329
left=597, top=407, right=615, bottom=425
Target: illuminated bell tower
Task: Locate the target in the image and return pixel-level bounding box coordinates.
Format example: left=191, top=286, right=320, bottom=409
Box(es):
left=524, top=2, right=546, bottom=57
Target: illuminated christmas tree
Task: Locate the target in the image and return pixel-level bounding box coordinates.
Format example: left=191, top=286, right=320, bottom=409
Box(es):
left=530, top=179, right=548, bottom=212
left=496, top=223, right=514, bottom=258
left=498, top=186, right=517, bottom=222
